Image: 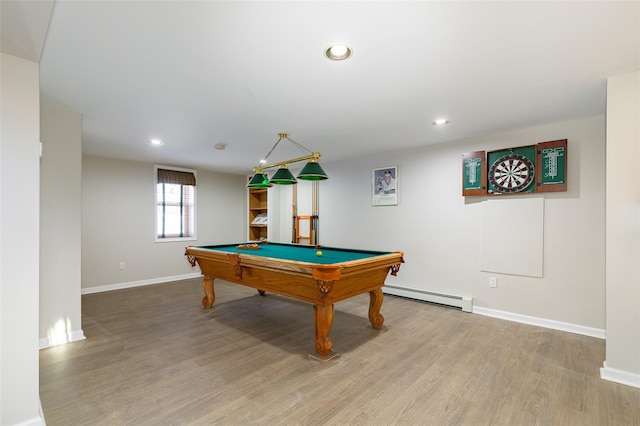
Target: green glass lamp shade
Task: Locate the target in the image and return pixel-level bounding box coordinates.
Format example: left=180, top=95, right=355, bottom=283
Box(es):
left=269, top=167, right=297, bottom=185
left=246, top=173, right=272, bottom=188
left=297, top=161, right=329, bottom=181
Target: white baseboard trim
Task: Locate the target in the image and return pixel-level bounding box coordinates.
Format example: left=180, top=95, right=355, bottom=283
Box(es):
left=14, top=398, right=46, bottom=426
left=81, top=272, right=201, bottom=295
left=383, top=284, right=473, bottom=312
left=473, top=306, right=606, bottom=339
left=39, top=329, right=86, bottom=350
left=383, top=286, right=603, bottom=339
left=601, top=361, right=640, bottom=388
left=14, top=416, right=45, bottom=426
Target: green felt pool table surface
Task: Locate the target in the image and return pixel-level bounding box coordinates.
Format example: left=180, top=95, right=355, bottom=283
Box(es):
left=198, top=243, right=391, bottom=265
left=196, top=242, right=393, bottom=264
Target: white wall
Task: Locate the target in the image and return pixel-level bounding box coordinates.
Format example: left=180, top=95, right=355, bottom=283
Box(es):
left=0, top=53, right=43, bottom=425
left=603, top=71, right=640, bottom=386
left=311, top=116, right=606, bottom=332
left=40, top=106, right=84, bottom=348
left=81, top=155, right=247, bottom=291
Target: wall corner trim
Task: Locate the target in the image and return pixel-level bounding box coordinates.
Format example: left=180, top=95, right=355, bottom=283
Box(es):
left=600, top=361, right=640, bottom=389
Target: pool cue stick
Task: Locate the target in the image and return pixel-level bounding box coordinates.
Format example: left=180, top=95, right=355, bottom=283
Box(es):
left=292, top=184, right=298, bottom=243
left=312, top=181, right=319, bottom=245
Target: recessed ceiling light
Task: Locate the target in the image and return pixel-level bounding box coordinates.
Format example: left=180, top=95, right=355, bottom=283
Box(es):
left=150, top=139, right=163, bottom=145
left=214, top=143, right=227, bottom=150
left=324, top=44, right=353, bottom=61
left=432, top=119, right=449, bottom=126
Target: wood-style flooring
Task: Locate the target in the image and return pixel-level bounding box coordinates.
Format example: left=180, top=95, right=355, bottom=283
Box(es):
left=40, top=278, right=640, bottom=425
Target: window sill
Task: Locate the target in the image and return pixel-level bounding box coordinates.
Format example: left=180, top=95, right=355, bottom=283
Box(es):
left=155, top=236, right=197, bottom=243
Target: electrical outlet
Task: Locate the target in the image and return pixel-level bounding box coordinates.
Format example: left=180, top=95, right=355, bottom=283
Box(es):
left=119, top=262, right=126, bottom=270
left=489, top=277, right=497, bottom=288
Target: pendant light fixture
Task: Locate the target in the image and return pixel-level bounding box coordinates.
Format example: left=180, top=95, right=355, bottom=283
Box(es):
left=247, top=132, right=329, bottom=188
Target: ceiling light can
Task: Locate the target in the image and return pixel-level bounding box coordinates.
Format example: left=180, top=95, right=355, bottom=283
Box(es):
left=325, top=44, right=353, bottom=61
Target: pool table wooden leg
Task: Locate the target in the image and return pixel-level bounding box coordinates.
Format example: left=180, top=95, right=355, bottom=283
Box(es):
left=314, top=304, right=334, bottom=356
left=368, top=288, right=385, bottom=329
left=201, top=276, right=215, bottom=309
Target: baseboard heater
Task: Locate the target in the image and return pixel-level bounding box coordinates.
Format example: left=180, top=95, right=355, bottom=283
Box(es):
left=383, top=284, right=473, bottom=313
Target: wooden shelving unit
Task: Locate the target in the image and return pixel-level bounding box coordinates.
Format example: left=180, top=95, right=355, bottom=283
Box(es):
left=248, top=188, right=268, bottom=241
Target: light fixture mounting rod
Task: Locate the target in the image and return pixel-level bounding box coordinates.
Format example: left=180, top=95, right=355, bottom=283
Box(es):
left=254, top=152, right=322, bottom=173
left=256, top=132, right=316, bottom=169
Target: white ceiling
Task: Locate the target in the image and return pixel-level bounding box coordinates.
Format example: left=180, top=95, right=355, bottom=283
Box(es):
left=6, top=1, right=640, bottom=175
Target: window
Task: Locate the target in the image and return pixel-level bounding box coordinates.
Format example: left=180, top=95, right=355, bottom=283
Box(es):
left=155, top=166, right=196, bottom=241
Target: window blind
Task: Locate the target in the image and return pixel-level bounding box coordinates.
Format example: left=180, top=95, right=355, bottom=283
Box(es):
left=157, top=168, right=196, bottom=186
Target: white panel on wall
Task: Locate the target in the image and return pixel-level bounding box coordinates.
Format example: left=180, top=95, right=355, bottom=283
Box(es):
left=481, top=197, right=544, bottom=277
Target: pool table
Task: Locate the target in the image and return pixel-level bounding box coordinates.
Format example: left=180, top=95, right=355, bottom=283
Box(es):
left=185, top=242, right=404, bottom=358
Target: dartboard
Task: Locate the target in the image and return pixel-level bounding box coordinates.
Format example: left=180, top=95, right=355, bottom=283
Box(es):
left=489, top=153, right=535, bottom=193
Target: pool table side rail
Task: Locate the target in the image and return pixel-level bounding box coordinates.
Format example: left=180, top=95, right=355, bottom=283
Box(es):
left=186, top=246, right=403, bottom=276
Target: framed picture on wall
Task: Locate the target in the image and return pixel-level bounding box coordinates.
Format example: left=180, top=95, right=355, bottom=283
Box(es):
left=372, top=166, right=398, bottom=206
